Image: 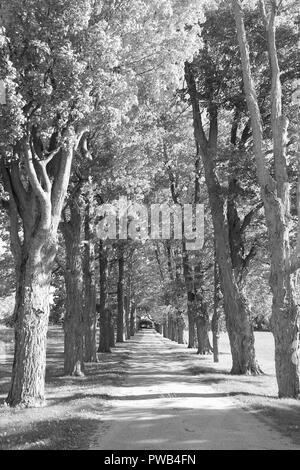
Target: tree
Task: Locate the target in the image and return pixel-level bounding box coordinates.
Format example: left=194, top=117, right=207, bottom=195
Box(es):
left=232, top=0, right=300, bottom=397
left=180, top=0, right=300, bottom=373
left=185, top=58, right=261, bottom=375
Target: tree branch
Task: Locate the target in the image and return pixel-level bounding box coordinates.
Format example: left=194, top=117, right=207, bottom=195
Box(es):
left=240, top=202, right=264, bottom=234
left=8, top=161, right=29, bottom=219
left=24, top=140, right=48, bottom=203
left=36, top=161, right=52, bottom=194
left=208, top=104, right=218, bottom=152
left=242, top=245, right=257, bottom=271
left=0, top=160, right=22, bottom=263
left=24, top=139, right=52, bottom=229
left=43, top=146, right=61, bottom=165
left=232, top=0, right=270, bottom=188
left=75, top=127, right=90, bottom=151
left=51, top=135, right=74, bottom=226
left=184, top=61, right=208, bottom=154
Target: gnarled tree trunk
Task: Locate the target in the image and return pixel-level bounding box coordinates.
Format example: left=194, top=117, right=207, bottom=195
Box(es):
left=2, top=133, right=76, bottom=407
left=7, top=240, right=55, bottom=407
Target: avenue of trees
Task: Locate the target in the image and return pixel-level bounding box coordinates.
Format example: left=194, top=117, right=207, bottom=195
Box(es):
left=0, top=0, right=299, bottom=407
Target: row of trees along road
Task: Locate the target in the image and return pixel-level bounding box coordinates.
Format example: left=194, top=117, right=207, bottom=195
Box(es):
left=0, top=0, right=299, bottom=407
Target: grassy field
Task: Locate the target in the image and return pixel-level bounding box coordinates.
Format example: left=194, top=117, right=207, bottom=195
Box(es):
left=0, top=326, right=299, bottom=449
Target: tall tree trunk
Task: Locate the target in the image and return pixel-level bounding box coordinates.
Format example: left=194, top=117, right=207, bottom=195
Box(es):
left=185, top=62, right=261, bottom=375
left=100, top=309, right=112, bottom=353
left=170, top=318, right=173, bottom=341
left=212, top=246, right=221, bottom=363
left=98, top=241, right=111, bottom=353
left=187, top=308, right=196, bottom=349
left=154, top=243, right=170, bottom=340
left=179, top=153, right=208, bottom=351
left=182, top=246, right=211, bottom=353
left=124, top=295, right=130, bottom=340
left=182, top=250, right=197, bottom=349
left=125, top=253, right=134, bottom=339
left=196, top=310, right=212, bottom=355
left=163, top=318, right=168, bottom=338
left=177, top=314, right=184, bottom=344
left=130, top=302, right=136, bottom=337
left=116, top=245, right=125, bottom=343
left=194, top=262, right=212, bottom=355
left=83, top=202, right=97, bottom=362
left=211, top=190, right=259, bottom=372
left=172, top=318, right=176, bottom=341
left=211, top=313, right=220, bottom=363
left=174, top=316, right=179, bottom=342
left=168, top=314, right=174, bottom=341
left=2, top=133, right=76, bottom=407
left=233, top=0, right=299, bottom=396
left=61, top=199, right=84, bottom=377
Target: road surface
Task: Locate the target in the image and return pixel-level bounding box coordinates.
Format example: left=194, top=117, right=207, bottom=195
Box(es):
left=91, top=330, right=299, bottom=450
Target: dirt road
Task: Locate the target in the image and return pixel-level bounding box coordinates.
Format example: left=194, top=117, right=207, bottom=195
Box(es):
left=91, top=330, right=299, bottom=450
